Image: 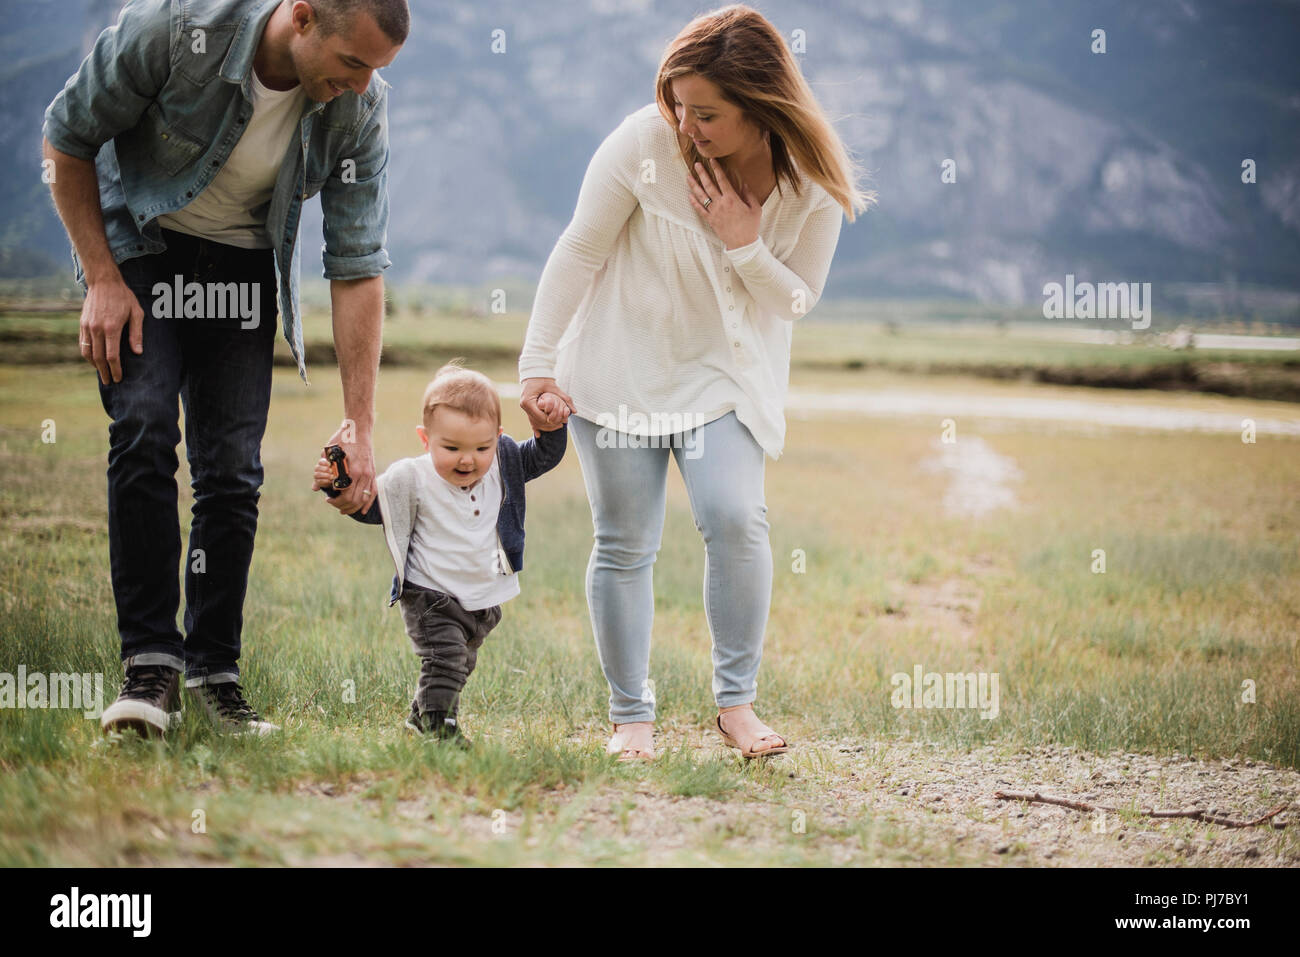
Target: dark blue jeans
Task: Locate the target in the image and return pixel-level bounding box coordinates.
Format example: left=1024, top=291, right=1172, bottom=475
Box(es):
left=99, top=228, right=277, bottom=685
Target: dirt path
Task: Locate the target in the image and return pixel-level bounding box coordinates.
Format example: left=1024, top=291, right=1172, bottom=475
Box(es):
left=920, top=435, right=1023, bottom=517
left=514, top=736, right=1299, bottom=866
left=319, top=734, right=1297, bottom=867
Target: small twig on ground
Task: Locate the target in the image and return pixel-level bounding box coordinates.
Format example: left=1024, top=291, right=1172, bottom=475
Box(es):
left=993, top=791, right=1290, bottom=829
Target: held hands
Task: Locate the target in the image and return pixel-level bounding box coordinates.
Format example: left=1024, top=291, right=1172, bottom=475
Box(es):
left=316, top=426, right=376, bottom=516
left=520, top=377, right=575, bottom=438
left=686, top=157, right=761, bottom=251
left=311, top=453, right=356, bottom=513
left=535, top=392, right=570, bottom=424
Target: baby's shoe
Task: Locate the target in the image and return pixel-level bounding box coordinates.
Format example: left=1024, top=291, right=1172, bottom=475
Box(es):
left=404, top=702, right=471, bottom=747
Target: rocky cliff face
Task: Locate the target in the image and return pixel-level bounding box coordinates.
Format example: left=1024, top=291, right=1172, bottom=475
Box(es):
left=8, top=0, right=1300, bottom=312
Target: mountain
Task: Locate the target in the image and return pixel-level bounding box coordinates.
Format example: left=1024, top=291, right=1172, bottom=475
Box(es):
left=6, top=0, right=1300, bottom=314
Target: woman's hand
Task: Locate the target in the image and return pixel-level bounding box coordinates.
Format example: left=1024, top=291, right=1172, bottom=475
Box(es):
left=687, top=157, right=761, bottom=251
left=520, top=377, right=576, bottom=438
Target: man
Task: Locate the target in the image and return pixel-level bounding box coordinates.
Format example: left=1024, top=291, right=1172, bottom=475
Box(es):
left=42, top=0, right=409, bottom=736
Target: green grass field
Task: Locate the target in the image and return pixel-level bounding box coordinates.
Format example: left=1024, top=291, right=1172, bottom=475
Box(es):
left=1, top=312, right=1298, bottom=866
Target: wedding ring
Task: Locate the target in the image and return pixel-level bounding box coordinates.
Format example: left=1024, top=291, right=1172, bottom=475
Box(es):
left=702, top=197, right=712, bottom=209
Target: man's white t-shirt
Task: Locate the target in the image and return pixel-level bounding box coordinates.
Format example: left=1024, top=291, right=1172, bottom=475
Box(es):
left=403, top=455, right=521, bottom=612
left=157, top=67, right=306, bottom=248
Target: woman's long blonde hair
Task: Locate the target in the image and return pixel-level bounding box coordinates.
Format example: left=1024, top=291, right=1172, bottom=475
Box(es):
left=655, top=4, right=875, bottom=222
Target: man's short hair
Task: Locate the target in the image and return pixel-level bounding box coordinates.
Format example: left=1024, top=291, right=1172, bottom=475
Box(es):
left=421, top=360, right=502, bottom=432
left=310, top=0, right=410, bottom=45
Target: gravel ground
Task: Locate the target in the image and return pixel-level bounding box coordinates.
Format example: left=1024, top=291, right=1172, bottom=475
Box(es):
left=290, top=734, right=1299, bottom=866
left=798, top=739, right=1297, bottom=866
left=506, top=734, right=1300, bottom=866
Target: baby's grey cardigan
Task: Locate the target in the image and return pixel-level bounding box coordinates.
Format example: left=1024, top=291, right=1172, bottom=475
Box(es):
left=346, top=425, right=567, bottom=605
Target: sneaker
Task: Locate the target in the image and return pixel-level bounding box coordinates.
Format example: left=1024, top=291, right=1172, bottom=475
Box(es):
left=404, top=702, right=471, bottom=746
left=188, top=681, right=279, bottom=735
left=101, top=665, right=181, bottom=737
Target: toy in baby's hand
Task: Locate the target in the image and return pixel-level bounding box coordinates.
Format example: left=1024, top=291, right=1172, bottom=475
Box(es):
left=312, top=445, right=350, bottom=498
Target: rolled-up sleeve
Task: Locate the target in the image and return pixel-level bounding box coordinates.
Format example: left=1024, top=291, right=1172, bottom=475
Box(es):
left=320, top=82, right=392, bottom=280
left=42, top=0, right=173, bottom=160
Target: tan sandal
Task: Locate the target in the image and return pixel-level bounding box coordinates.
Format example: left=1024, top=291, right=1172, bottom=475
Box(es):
left=716, top=706, right=789, bottom=759
left=606, top=722, right=656, bottom=762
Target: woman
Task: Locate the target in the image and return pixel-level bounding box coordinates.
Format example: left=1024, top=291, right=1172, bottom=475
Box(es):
left=518, top=4, right=873, bottom=760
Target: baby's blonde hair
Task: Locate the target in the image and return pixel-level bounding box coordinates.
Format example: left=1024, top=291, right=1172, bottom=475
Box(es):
left=421, top=359, right=501, bottom=432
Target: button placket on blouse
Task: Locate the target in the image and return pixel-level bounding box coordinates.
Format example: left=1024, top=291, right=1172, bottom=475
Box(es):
left=723, top=262, right=742, bottom=351
left=725, top=269, right=754, bottom=368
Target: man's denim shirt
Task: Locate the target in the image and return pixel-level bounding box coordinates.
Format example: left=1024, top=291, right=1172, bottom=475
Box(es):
left=42, top=0, right=392, bottom=383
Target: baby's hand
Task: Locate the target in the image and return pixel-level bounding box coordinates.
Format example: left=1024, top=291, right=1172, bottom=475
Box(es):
left=535, top=392, right=571, bottom=428
left=311, top=456, right=335, bottom=494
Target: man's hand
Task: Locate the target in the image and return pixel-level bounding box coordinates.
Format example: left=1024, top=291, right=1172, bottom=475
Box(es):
left=321, top=425, right=376, bottom=516
left=520, top=377, right=575, bottom=438
left=43, top=137, right=144, bottom=385
left=81, top=276, right=145, bottom=385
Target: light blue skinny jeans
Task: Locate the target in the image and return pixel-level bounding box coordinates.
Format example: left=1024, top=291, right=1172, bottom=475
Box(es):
left=568, top=411, right=773, bottom=724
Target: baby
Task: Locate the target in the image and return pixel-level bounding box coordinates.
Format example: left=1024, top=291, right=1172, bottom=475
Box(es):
left=313, top=362, right=569, bottom=742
